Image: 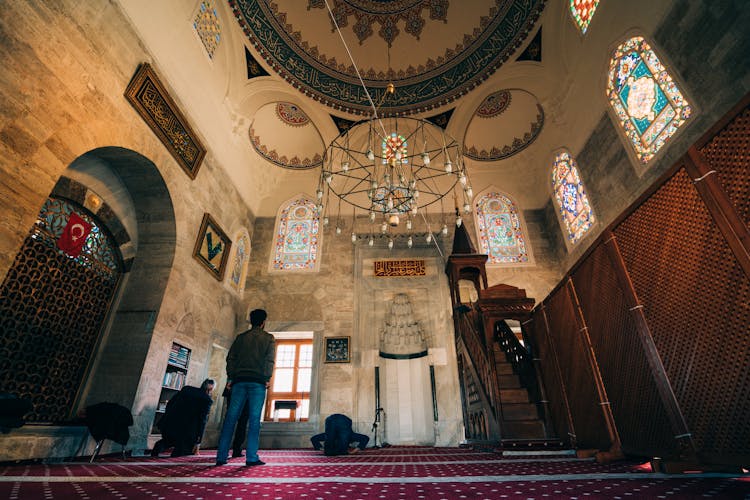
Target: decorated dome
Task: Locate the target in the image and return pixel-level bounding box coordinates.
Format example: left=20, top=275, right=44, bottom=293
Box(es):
left=229, top=0, right=546, bottom=115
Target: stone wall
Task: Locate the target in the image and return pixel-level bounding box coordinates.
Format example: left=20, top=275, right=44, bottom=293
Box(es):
left=556, top=0, right=750, bottom=271
left=0, top=1, right=254, bottom=459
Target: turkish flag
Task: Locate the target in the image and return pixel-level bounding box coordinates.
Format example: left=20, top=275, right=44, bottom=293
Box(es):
left=57, top=212, right=92, bottom=257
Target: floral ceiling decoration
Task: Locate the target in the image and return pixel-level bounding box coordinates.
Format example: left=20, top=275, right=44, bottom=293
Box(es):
left=249, top=102, right=324, bottom=170
left=229, top=0, right=546, bottom=115
left=464, top=88, right=545, bottom=162
left=307, top=0, right=449, bottom=47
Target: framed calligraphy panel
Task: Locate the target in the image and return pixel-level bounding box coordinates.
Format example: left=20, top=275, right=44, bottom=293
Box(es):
left=324, top=336, right=350, bottom=363
left=193, top=213, right=232, bottom=280
left=125, top=63, right=207, bottom=179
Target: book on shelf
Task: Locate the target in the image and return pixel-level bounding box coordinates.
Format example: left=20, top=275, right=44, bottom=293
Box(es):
left=162, top=370, right=186, bottom=389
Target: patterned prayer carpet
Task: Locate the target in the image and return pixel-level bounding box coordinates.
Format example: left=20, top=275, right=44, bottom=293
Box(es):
left=0, top=447, right=747, bottom=499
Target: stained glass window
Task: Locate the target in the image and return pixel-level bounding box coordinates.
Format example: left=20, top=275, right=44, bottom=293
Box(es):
left=193, top=1, right=221, bottom=59
left=33, top=197, right=120, bottom=279
left=552, top=152, right=595, bottom=244
left=607, top=36, right=692, bottom=164
left=229, top=233, right=250, bottom=291
left=272, top=197, right=320, bottom=271
left=382, top=133, right=408, bottom=165
left=570, top=0, right=600, bottom=34
left=475, top=192, right=529, bottom=264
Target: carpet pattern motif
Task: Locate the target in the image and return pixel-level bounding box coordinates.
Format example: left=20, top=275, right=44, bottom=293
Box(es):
left=0, top=446, right=747, bottom=499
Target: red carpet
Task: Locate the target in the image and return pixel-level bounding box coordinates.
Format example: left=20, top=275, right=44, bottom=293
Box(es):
left=0, top=447, right=747, bottom=499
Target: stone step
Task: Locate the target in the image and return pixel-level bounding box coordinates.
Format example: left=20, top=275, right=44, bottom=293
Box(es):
left=500, top=388, right=530, bottom=403
left=500, top=420, right=547, bottom=440
left=501, top=402, right=539, bottom=421
left=497, top=374, right=521, bottom=389
left=495, top=362, right=514, bottom=375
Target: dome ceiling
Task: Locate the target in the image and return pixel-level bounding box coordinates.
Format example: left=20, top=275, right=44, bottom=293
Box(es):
left=229, top=0, right=546, bottom=115
left=463, top=89, right=544, bottom=162
left=249, top=102, right=324, bottom=169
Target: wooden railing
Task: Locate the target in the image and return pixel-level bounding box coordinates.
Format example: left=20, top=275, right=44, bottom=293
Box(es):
left=455, top=305, right=498, bottom=416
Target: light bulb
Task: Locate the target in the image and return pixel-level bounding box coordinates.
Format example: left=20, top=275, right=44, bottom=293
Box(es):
left=368, top=236, right=374, bottom=246
left=366, top=149, right=375, bottom=161
left=466, top=187, right=473, bottom=199
left=371, top=180, right=378, bottom=190
left=444, top=160, right=453, bottom=173
left=369, top=211, right=376, bottom=222
left=325, top=173, right=333, bottom=184
left=381, top=222, right=388, bottom=233
left=463, top=203, right=471, bottom=214
left=399, top=174, right=406, bottom=184
left=459, top=173, right=467, bottom=186
left=442, top=224, right=448, bottom=235
left=409, top=179, right=416, bottom=189
left=335, top=226, right=341, bottom=235
left=422, top=152, right=430, bottom=165
left=426, top=233, right=433, bottom=243
left=316, top=203, right=323, bottom=212
left=323, top=216, right=330, bottom=226
left=406, top=219, right=413, bottom=230
left=407, top=236, right=413, bottom=248
left=368, top=190, right=374, bottom=199
left=413, top=189, right=419, bottom=199
left=395, top=151, right=402, bottom=161
left=456, top=215, right=463, bottom=227
left=316, top=189, right=323, bottom=200
left=387, top=197, right=394, bottom=210
left=411, top=205, right=418, bottom=216
left=351, top=232, right=357, bottom=243
left=388, top=238, right=394, bottom=250
left=342, top=161, right=349, bottom=172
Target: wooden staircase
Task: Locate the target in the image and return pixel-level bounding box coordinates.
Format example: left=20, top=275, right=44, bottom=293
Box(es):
left=493, top=341, right=548, bottom=442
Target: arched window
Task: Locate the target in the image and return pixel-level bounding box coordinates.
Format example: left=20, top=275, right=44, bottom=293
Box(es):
left=0, top=196, right=123, bottom=422
left=228, top=230, right=250, bottom=292
left=271, top=196, right=320, bottom=271
left=570, top=0, right=600, bottom=34
left=474, top=191, right=530, bottom=265
left=607, top=36, right=692, bottom=164
left=552, top=151, right=595, bottom=245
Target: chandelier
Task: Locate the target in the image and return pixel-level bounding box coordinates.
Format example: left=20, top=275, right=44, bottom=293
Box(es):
left=317, top=103, right=473, bottom=249
left=316, top=0, right=473, bottom=250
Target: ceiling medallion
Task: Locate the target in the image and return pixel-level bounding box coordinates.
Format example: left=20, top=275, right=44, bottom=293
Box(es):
left=476, top=90, right=512, bottom=119
left=276, top=102, right=310, bottom=127
left=307, top=0, right=448, bottom=46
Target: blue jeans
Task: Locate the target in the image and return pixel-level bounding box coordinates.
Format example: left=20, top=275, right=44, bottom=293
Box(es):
left=216, top=382, right=266, bottom=463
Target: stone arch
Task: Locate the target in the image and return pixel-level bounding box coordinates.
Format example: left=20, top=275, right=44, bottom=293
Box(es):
left=70, top=147, right=177, bottom=411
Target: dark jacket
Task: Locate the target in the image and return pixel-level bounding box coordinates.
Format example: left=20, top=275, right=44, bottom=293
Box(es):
left=324, top=414, right=353, bottom=456
left=158, top=386, right=213, bottom=444
left=226, top=326, right=276, bottom=383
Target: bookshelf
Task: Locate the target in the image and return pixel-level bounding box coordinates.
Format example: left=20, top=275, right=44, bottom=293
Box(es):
left=151, top=342, right=191, bottom=434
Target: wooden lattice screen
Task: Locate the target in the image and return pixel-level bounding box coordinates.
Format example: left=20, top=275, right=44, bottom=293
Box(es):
left=543, top=286, right=612, bottom=451
left=614, top=167, right=750, bottom=464
left=571, top=243, right=677, bottom=457
left=530, top=96, right=750, bottom=466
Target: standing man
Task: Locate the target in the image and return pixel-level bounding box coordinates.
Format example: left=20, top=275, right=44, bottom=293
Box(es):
left=216, top=309, right=275, bottom=466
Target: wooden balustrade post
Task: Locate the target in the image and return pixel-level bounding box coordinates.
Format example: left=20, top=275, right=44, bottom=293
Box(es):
left=539, top=304, right=577, bottom=448
left=601, top=230, right=697, bottom=461
left=565, top=278, right=623, bottom=462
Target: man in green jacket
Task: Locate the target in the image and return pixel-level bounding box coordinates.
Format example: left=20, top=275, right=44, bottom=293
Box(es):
left=216, top=309, right=276, bottom=466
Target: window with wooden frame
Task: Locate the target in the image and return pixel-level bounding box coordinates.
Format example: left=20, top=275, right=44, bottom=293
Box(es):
left=263, top=339, right=313, bottom=422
